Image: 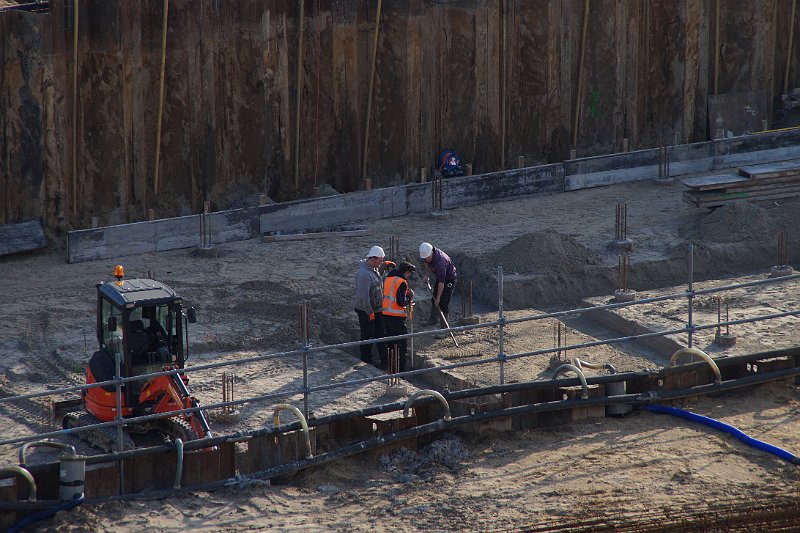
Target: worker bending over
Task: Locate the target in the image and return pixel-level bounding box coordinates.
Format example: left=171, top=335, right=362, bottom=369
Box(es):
left=419, top=242, right=457, bottom=328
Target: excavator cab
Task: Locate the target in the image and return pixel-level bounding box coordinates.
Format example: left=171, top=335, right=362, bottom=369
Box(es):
left=60, top=266, right=211, bottom=451
left=96, top=277, right=191, bottom=380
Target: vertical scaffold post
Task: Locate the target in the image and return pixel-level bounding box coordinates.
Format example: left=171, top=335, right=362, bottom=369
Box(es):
left=687, top=243, right=695, bottom=348
left=299, top=300, right=311, bottom=419
left=498, top=266, right=505, bottom=385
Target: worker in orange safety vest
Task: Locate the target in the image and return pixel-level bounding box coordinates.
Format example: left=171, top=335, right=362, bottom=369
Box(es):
left=381, top=261, right=416, bottom=371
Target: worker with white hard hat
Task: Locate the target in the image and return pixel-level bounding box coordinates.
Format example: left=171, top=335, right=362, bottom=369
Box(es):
left=353, top=245, right=387, bottom=364
left=419, top=242, right=457, bottom=327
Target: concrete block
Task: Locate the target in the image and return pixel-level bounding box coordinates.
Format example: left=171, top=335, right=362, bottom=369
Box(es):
left=0, top=220, right=47, bottom=256
left=68, top=221, right=155, bottom=263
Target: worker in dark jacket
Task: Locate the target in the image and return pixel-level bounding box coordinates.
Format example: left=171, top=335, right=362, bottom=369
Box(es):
left=419, top=242, right=457, bottom=327
left=382, top=261, right=415, bottom=371
left=354, top=245, right=386, bottom=364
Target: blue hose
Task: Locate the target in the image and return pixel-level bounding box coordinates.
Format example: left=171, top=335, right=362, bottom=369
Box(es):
left=7, top=495, right=84, bottom=533
left=644, top=404, right=800, bottom=465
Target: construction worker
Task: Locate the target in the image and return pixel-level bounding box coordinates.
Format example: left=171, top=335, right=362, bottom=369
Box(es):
left=382, top=261, right=416, bottom=372
left=379, top=260, right=396, bottom=278
left=354, top=245, right=386, bottom=364
left=419, top=242, right=457, bottom=328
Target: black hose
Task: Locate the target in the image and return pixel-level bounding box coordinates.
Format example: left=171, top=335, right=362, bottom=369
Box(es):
left=7, top=495, right=84, bottom=533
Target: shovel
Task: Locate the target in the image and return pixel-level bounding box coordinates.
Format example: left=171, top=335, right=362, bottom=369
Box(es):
left=438, top=306, right=459, bottom=348
left=426, top=277, right=459, bottom=348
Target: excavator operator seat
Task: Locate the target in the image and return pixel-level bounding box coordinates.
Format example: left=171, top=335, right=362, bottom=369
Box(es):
left=128, top=319, right=150, bottom=364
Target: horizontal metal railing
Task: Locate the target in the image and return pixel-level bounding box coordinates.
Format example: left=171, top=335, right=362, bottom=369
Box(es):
left=0, top=247, right=798, bottom=452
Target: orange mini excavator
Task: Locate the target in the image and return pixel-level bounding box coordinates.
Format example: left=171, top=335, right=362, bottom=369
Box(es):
left=58, top=265, right=212, bottom=451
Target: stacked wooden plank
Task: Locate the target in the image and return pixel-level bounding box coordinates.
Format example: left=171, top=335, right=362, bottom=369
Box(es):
left=681, top=161, right=800, bottom=208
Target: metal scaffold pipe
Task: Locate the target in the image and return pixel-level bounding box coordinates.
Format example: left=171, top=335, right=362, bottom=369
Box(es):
left=572, top=0, right=591, bottom=150
left=294, top=0, right=305, bottom=190
left=71, top=0, right=79, bottom=224
left=361, top=0, right=383, bottom=185
left=153, top=0, right=170, bottom=195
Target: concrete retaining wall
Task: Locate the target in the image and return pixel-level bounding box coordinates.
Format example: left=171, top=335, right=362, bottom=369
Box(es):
left=67, top=130, right=800, bottom=263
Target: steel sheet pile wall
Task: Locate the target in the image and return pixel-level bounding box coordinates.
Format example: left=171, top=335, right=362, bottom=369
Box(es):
left=1, top=1, right=797, bottom=236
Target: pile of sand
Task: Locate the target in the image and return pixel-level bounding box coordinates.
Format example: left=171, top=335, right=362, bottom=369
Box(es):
left=681, top=202, right=787, bottom=243
left=484, top=230, right=600, bottom=275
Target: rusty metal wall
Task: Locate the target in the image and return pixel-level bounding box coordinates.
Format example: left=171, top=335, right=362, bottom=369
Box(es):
left=0, top=0, right=796, bottom=235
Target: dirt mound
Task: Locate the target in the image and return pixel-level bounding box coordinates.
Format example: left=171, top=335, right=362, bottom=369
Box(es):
left=490, top=230, right=600, bottom=275
left=684, top=202, right=781, bottom=243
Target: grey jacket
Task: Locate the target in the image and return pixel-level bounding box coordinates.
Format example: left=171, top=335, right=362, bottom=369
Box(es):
left=354, top=259, right=383, bottom=314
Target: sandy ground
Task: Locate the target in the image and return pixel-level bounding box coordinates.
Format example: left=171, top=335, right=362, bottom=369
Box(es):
left=1, top=176, right=800, bottom=530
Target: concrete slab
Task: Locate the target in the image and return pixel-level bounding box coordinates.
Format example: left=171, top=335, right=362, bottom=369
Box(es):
left=0, top=220, right=47, bottom=256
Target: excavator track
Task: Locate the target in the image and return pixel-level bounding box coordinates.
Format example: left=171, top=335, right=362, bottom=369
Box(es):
left=154, top=416, right=197, bottom=443
left=63, top=412, right=136, bottom=453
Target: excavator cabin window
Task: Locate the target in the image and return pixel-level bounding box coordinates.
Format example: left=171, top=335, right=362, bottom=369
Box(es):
left=100, top=299, right=124, bottom=360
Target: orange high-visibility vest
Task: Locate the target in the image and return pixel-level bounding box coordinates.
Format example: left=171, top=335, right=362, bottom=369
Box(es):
left=383, top=275, right=408, bottom=317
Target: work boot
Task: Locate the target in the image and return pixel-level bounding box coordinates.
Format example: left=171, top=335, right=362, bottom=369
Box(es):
left=425, top=311, right=439, bottom=327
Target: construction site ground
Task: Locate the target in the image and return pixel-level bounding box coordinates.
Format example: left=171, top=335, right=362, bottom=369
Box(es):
left=2, top=175, right=800, bottom=531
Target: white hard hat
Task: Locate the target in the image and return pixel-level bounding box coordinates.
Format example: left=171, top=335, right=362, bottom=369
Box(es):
left=367, top=245, right=385, bottom=259
left=419, top=242, right=433, bottom=259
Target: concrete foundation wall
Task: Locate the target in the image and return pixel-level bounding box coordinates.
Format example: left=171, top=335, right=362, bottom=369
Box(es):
left=67, top=131, right=800, bottom=263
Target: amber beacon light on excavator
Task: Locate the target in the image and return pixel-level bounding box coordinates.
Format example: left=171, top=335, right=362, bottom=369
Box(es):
left=55, top=265, right=213, bottom=452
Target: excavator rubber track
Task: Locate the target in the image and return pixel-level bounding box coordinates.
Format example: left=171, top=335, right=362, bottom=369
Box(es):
left=63, top=412, right=136, bottom=452
left=154, top=416, right=197, bottom=443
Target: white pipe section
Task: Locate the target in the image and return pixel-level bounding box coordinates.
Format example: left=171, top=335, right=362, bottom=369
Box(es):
left=403, top=389, right=451, bottom=420
left=173, top=438, right=183, bottom=489
left=273, top=404, right=313, bottom=458
left=670, top=347, right=722, bottom=385
left=552, top=363, right=589, bottom=399
left=19, top=441, right=76, bottom=466
left=0, top=466, right=37, bottom=501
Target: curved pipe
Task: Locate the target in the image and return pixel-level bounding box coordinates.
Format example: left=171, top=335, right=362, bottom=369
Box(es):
left=19, top=441, right=76, bottom=467
left=0, top=466, right=37, bottom=501
left=273, top=404, right=313, bottom=459
left=644, top=404, right=800, bottom=465
left=573, top=357, right=617, bottom=375
left=403, top=390, right=451, bottom=420
left=670, top=348, right=722, bottom=385
left=552, top=363, right=589, bottom=399
left=173, top=438, right=183, bottom=489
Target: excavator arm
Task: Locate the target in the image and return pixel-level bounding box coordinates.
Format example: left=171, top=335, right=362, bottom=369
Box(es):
left=140, top=371, right=213, bottom=441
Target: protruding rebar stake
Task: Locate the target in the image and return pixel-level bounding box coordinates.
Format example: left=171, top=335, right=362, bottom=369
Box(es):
left=199, top=212, right=213, bottom=250
left=549, top=320, right=568, bottom=368
left=388, top=236, right=401, bottom=263
left=430, top=172, right=447, bottom=219
left=614, top=255, right=636, bottom=302
left=386, top=345, right=406, bottom=395
left=458, top=276, right=479, bottom=325
left=713, top=296, right=737, bottom=347
left=218, top=371, right=240, bottom=422
left=612, top=203, right=632, bottom=251
left=770, top=230, right=794, bottom=277
left=655, top=142, right=672, bottom=184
